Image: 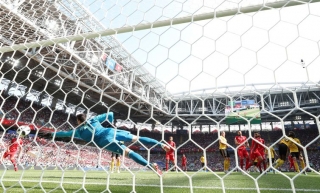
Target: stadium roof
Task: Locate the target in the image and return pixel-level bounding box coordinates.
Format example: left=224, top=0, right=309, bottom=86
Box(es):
left=2, top=0, right=320, bottom=97
left=80, top=0, right=320, bottom=96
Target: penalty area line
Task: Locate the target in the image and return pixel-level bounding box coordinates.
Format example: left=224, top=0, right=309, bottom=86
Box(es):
left=4, top=180, right=320, bottom=192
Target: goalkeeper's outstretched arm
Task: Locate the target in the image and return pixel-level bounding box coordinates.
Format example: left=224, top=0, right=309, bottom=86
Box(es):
left=95, top=112, right=114, bottom=125
left=39, top=129, right=80, bottom=138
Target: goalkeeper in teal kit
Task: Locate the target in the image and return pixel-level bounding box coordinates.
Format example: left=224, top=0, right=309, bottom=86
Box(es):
left=51, top=112, right=168, bottom=175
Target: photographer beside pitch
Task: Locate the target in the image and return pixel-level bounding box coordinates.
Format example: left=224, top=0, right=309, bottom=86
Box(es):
left=40, top=112, right=170, bottom=175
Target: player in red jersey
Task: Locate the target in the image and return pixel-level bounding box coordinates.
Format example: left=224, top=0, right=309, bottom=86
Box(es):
left=288, top=155, right=295, bottom=171
left=234, top=130, right=250, bottom=171
left=3, top=135, right=23, bottom=171
left=166, top=136, right=176, bottom=171
left=181, top=154, right=187, bottom=171
left=246, top=132, right=266, bottom=173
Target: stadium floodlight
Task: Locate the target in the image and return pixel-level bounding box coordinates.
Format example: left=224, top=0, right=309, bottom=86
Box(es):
left=309, top=99, right=317, bottom=104
left=45, top=19, right=59, bottom=31
left=301, top=59, right=306, bottom=68
left=54, top=79, right=61, bottom=86
left=91, top=55, right=99, bottom=64
left=5, top=57, right=19, bottom=67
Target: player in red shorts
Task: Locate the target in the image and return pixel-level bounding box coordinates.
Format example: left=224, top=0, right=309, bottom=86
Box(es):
left=3, top=135, right=23, bottom=171
left=246, top=132, right=266, bottom=173
left=181, top=154, right=187, bottom=171
left=234, top=130, right=250, bottom=171
left=166, top=136, right=176, bottom=171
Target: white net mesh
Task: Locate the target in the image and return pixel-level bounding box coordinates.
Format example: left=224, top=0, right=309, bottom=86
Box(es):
left=0, top=0, right=320, bottom=192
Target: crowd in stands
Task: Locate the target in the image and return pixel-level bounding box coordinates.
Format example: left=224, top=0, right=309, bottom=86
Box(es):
left=0, top=93, right=319, bottom=172
left=0, top=93, right=77, bottom=131
left=0, top=132, right=143, bottom=170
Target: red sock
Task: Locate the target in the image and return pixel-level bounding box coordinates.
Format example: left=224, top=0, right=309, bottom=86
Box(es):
left=246, top=162, right=253, bottom=170
left=166, top=162, right=169, bottom=171
left=245, top=159, right=250, bottom=169
left=11, top=159, right=17, bottom=167
left=258, top=164, right=262, bottom=172
left=257, top=160, right=263, bottom=172
left=263, top=161, right=267, bottom=171
left=240, top=159, right=244, bottom=170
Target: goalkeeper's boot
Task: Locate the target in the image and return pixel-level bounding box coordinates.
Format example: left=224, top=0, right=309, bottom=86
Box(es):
left=161, top=144, right=170, bottom=152
left=152, top=163, right=162, bottom=176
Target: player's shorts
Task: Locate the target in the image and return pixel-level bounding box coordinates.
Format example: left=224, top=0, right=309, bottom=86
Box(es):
left=166, top=153, right=174, bottom=161
left=271, top=158, right=275, bottom=163
left=3, top=151, right=16, bottom=159
left=201, top=163, right=205, bottom=167
left=182, top=162, right=187, bottom=167
left=220, top=149, right=230, bottom=157
left=278, top=143, right=288, bottom=157
left=290, top=152, right=300, bottom=159
left=114, top=130, right=133, bottom=142
left=97, top=129, right=132, bottom=155
left=111, top=152, right=120, bottom=159
left=258, top=151, right=265, bottom=159
left=237, top=148, right=249, bottom=158
left=99, top=139, right=126, bottom=155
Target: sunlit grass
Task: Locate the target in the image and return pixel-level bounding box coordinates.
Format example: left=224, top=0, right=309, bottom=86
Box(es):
left=0, top=169, right=319, bottom=193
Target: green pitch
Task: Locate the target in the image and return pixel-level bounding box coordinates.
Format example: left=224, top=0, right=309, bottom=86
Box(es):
left=0, top=169, right=319, bottom=193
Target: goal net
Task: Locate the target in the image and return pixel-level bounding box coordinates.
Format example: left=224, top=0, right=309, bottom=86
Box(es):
left=0, top=0, right=319, bottom=192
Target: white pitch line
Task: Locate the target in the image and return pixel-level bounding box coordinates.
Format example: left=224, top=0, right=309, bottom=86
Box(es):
left=3, top=180, right=320, bottom=192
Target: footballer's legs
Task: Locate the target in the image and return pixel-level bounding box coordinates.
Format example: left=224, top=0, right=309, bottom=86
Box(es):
left=255, top=156, right=265, bottom=173
left=245, top=155, right=250, bottom=170
left=239, top=158, right=244, bottom=170
left=10, top=157, right=18, bottom=171
left=292, top=157, right=300, bottom=173
left=123, top=147, right=162, bottom=175
left=116, top=156, right=121, bottom=173
left=172, top=159, right=176, bottom=171
left=225, top=151, right=230, bottom=173
left=223, top=157, right=229, bottom=173
left=226, top=157, right=230, bottom=172
left=182, top=164, right=187, bottom=171
left=274, top=144, right=288, bottom=172
left=245, top=156, right=255, bottom=171
left=110, top=155, right=115, bottom=173
left=3, top=152, right=8, bottom=159
left=262, top=159, right=267, bottom=172
left=106, top=141, right=162, bottom=175
left=238, top=149, right=244, bottom=170
left=165, top=159, right=169, bottom=171
left=115, top=132, right=169, bottom=152
left=300, top=158, right=307, bottom=175
left=131, top=135, right=170, bottom=152
left=4, top=153, right=18, bottom=171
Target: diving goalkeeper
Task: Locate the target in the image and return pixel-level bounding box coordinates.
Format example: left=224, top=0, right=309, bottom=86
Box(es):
left=43, top=112, right=169, bottom=175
